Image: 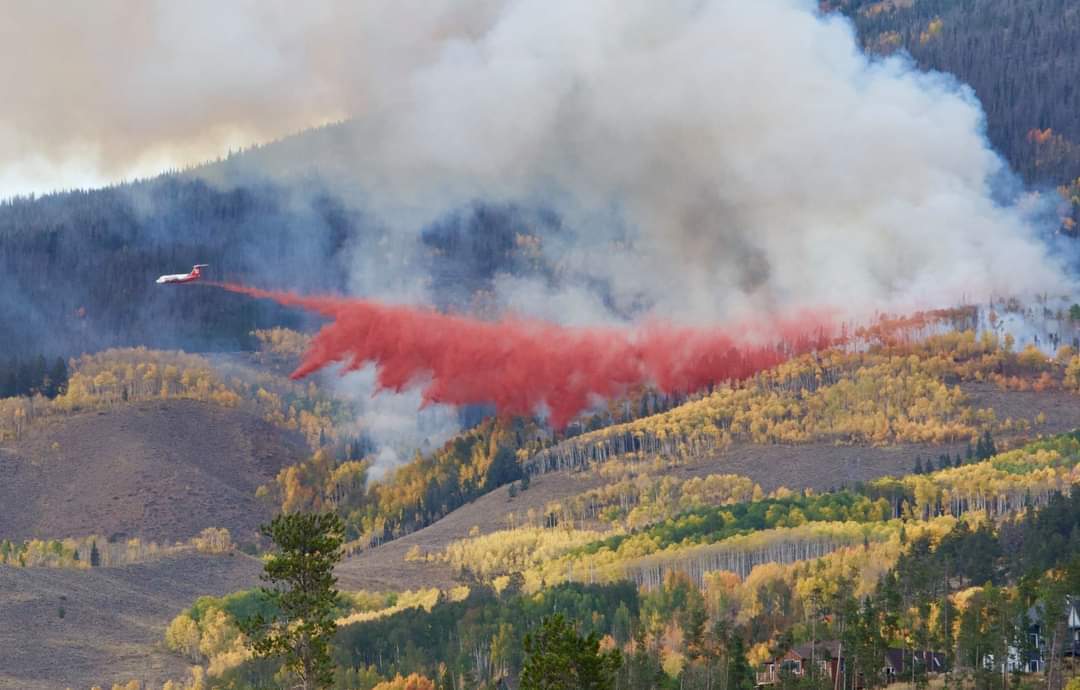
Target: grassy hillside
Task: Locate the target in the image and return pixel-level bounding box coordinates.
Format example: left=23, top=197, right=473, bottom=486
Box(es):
left=0, top=343, right=361, bottom=544
left=0, top=551, right=261, bottom=690
left=0, top=399, right=306, bottom=544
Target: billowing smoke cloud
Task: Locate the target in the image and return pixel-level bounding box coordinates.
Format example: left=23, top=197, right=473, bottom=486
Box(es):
left=4, top=0, right=1067, bottom=315
left=6, top=0, right=1072, bottom=456
left=321, top=0, right=1069, bottom=322
left=211, top=283, right=837, bottom=428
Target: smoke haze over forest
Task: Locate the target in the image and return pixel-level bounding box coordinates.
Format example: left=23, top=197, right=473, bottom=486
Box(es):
left=5, top=0, right=1071, bottom=323
left=3, top=0, right=1078, bottom=462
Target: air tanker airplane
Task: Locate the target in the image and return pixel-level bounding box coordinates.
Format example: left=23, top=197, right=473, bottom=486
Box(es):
left=156, top=264, right=208, bottom=284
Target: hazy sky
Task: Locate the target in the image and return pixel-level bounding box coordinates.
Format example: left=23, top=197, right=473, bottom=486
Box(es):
left=0, top=0, right=429, bottom=198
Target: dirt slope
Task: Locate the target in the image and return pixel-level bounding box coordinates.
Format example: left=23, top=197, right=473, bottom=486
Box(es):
left=336, top=382, right=1080, bottom=593
left=0, top=552, right=261, bottom=690
left=336, top=471, right=596, bottom=591
left=960, top=382, right=1080, bottom=436
left=0, top=400, right=308, bottom=544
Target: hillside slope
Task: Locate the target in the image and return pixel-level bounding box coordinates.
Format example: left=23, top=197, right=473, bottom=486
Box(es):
left=335, top=373, right=1080, bottom=591
left=0, top=399, right=308, bottom=543
left=0, top=552, right=261, bottom=690
left=334, top=437, right=966, bottom=591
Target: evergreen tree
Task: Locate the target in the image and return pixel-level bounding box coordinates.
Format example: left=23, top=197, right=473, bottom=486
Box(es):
left=240, top=511, right=345, bottom=690
left=611, top=603, right=632, bottom=646
left=484, top=446, right=524, bottom=491
left=975, top=430, right=998, bottom=461
left=913, top=457, right=924, bottom=475
left=1, top=369, right=14, bottom=398
left=622, top=627, right=664, bottom=690
left=33, top=354, right=47, bottom=393
left=846, top=596, right=885, bottom=690
left=89, top=540, right=100, bottom=567
left=726, top=634, right=755, bottom=690
left=520, top=613, right=621, bottom=690
left=46, top=357, right=68, bottom=398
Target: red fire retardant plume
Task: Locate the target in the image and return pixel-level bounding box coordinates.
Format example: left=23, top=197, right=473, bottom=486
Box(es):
left=211, top=283, right=839, bottom=429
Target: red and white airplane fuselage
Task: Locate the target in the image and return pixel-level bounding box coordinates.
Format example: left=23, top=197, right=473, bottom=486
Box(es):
left=156, top=264, right=208, bottom=284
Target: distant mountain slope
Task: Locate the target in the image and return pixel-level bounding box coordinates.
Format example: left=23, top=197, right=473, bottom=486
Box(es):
left=0, top=399, right=308, bottom=543
left=0, top=117, right=565, bottom=359
left=837, top=0, right=1080, bottom=185
left=0, top=174, right=346, bottom=356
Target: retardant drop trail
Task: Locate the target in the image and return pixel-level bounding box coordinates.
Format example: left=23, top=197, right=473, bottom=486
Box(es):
left=209, top=282, right=840, bottom=428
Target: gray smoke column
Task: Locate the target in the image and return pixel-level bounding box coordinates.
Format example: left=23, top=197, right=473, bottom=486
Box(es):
left=329, top=365, right=461, bottom=480
left=2, top=0, right=1068, bottom=320
left=334, top=0, right=1070, bottom=322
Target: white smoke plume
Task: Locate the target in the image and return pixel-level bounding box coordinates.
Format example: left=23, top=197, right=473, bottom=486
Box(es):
left=323, top=0, right=1070, bottom=323
left=3, top=0, right=1067, bottom=320
left=330, top=365, right=461, bottom=479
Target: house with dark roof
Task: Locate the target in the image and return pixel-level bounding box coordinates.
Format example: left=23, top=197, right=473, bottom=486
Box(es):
left=755, top=641, right=846, bottom=687
left=756, top=640, right=945, bottom=688
left=883, top=649, right=946, bottom=684
left=995, top=595, right=1080, bottom=674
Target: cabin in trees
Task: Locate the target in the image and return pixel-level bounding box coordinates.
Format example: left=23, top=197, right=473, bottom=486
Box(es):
left=756, top=641, right=846, bottom=687
left=882, top=649, right=946, bottom=684
left=756, top=641, right=945, bottom=688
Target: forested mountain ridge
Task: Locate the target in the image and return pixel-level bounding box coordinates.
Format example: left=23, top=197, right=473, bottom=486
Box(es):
left=834, top=0, right=1080, bottom=188
left=0, top=175, right=345, bottom=356
left=0, top=150, right=556, bottom=358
